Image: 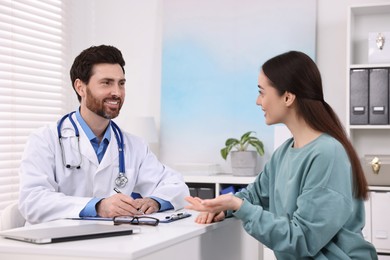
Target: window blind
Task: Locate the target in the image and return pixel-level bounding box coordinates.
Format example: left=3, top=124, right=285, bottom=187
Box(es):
left=0, top=0, right=66, bottom=215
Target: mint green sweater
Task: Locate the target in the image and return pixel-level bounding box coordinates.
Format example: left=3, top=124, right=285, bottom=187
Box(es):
left=233, top=134, right=377, bottom=259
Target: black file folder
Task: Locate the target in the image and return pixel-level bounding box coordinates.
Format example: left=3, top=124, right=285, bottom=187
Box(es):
left=369, top=68, right=389, bottom=125
left=350, top=69, right=369, bottom=124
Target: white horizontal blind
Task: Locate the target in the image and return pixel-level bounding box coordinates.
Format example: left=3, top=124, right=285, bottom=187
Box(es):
left=0, top=0, right=66, bottom=215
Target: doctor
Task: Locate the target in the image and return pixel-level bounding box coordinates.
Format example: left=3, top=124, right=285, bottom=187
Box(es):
left=18, top=45, right=189, bottom=224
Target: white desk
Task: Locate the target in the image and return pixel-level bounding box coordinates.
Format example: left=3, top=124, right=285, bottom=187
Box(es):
left=0, top=212, right=262, bottom=260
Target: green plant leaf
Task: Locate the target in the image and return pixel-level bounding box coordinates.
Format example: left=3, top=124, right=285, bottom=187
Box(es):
left=225, top=138, right=239, bottom=146
left=240, top=131, right=253, bottom=144
left=220, top=147, right=229, bottom=160
left=249, top=140, right=265, bottom=156
left=220, top=131, right=265, bottom=159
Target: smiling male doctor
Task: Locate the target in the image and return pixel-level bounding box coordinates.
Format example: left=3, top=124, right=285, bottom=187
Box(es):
left=18, top=45, right=189, bottom=224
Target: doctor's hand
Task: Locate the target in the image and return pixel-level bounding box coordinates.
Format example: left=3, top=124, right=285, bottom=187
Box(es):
left=134, top=197, right=160, bottom=215
left=185, top=194, right=243, bottom=214
left=96, top=193, right=142, bottom=218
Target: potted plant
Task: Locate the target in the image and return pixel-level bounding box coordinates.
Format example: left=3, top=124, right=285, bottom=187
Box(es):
left=221, top=131, right=265, bottom=176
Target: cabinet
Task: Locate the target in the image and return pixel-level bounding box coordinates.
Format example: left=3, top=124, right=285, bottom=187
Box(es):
left=368, top=187, right=390, bottom=254
left=347, top=4, right=390, bottom=255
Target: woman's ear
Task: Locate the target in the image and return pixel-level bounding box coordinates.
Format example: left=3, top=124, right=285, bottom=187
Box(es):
left=284, top=92, right=296, bottom=107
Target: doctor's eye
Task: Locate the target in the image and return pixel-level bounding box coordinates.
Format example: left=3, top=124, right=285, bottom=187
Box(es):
left=101, top=80, right=110, bottom=86
left=119, top=80, right=126, bottom=88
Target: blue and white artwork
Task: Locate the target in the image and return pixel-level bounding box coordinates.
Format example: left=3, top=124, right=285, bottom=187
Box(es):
left=161, top=0, right=316, bottom=173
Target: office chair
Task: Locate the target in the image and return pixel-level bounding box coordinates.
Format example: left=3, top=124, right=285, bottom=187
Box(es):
left=0, top=202, right=25, bottom=230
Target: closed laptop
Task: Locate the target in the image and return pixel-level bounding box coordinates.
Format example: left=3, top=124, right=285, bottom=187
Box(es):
left=0, top=223, right=138, bottom=244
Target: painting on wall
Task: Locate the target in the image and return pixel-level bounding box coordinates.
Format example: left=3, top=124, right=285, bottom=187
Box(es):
left=161, top=0, right=316, bottom=174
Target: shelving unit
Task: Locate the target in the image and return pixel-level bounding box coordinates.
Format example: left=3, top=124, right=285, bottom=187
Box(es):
left=347, top=3, right=390, bottom=154
left=184, top=174, right=256, bottom=197
left=347, top=4, right=390, bottom=255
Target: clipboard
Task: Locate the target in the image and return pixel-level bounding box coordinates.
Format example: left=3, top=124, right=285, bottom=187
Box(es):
left=69, top=212, right=191, bottom=224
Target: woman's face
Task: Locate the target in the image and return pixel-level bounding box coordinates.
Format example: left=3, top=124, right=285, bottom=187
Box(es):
left=256, top=70, right=289, bottom=125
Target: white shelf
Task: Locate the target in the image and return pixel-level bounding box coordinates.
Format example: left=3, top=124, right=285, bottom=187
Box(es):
left=348, top=3, right=390, bottom=65
left=369, top=186, right=390, bottom=192
left=350, top=63, right=390, bottom=69
left=347, top=4, right=390, bottom=254
left=184, top=174, right=256, bottom=196
left=184, top=174, right=256, bottom=184
left=349, top=125, right=390, bottom=130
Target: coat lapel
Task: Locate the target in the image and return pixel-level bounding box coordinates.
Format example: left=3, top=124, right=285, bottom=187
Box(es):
left=97, top=127, right=119, bottom=172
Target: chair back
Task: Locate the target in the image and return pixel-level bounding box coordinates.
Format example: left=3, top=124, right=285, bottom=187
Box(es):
left=0, top=202, right=25, bottom=230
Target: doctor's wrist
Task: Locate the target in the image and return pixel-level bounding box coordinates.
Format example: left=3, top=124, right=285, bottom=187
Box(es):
left=149, top=198, right=161, bottom=210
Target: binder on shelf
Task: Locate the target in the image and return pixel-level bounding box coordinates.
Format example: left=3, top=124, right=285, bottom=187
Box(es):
left=197, top=188, right=214, bottom=199
left=186, top=183, right=215, bottom=199
left=189, top=187, right=197, bottom=197
left=369, top=68, right=389, bottom=125
left=350, top=69, right=369, bottom=125
left=220, top=185, right=236, bottom=195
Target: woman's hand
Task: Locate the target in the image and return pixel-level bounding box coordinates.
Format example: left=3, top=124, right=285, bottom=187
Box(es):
left=185, top=194, right=243, bottom=214
left=194, top=211, right=226, bottom=224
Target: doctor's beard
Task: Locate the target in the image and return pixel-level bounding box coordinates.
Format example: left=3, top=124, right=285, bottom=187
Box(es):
left=85, top=87, right=123, bottom=120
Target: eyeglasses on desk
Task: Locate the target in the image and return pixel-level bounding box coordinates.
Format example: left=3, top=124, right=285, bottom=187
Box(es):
left=113, top=216, right=160, bottom=226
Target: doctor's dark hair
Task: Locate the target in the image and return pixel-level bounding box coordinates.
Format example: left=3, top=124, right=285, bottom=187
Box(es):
left=262, top=51, right=368, bottom=200
left=70, top=45, right=126, bottom=102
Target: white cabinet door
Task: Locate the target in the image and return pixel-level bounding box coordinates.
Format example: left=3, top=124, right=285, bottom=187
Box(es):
left=371, top=192, right=390, bottom=252
left=263, top=246, right=276, bottom=260
left=363, top=193, right=372, bottom=242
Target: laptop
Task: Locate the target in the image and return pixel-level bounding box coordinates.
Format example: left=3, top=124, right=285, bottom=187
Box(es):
left=0, top=223, right=139, bottom=244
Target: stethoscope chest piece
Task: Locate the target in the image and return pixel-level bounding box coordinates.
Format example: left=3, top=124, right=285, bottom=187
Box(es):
left=115, top=173, right=128, bottom=188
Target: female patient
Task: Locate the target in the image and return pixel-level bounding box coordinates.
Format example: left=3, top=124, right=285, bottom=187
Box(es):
left=185, top=51, right=377, bottom=259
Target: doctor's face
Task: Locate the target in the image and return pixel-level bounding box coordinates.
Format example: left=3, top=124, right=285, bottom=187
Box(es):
left=82, top=63, right=126, bottom=120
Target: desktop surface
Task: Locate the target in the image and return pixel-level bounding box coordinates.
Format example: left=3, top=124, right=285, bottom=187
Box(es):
left=0, top=211, right=257, bottom=260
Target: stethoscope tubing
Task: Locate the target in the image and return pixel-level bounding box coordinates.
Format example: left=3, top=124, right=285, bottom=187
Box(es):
left=111, top=120, right=125, bottom=174
left=57, top=111, right=127, bottom=187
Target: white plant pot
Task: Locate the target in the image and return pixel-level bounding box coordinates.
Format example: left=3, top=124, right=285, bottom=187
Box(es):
left=230, top=151, right=258, bottom=176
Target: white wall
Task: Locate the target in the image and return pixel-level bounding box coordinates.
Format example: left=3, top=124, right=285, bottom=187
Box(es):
left=66, top=0, right=163, bottom=131
left=67, top=0, right=390, bottom=162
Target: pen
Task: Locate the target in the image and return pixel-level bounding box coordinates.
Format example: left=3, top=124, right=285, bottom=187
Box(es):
left=166, top=212, right=184, bottom=221
left=113, top=187, right=144, bottom=215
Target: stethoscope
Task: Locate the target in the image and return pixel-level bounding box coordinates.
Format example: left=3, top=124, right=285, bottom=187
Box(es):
left=57, top=111, right=128, bottom=188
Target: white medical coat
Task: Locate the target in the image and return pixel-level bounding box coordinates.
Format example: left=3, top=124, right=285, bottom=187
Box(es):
left=18, top=115, right=189, bottom=224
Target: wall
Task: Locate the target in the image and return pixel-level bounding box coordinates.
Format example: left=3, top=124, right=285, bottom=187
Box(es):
left=160, top=0, right=316, bottom=172
left=67, top=0, right=390, bottom=168
left=66, top=0, right=163, bottom=130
